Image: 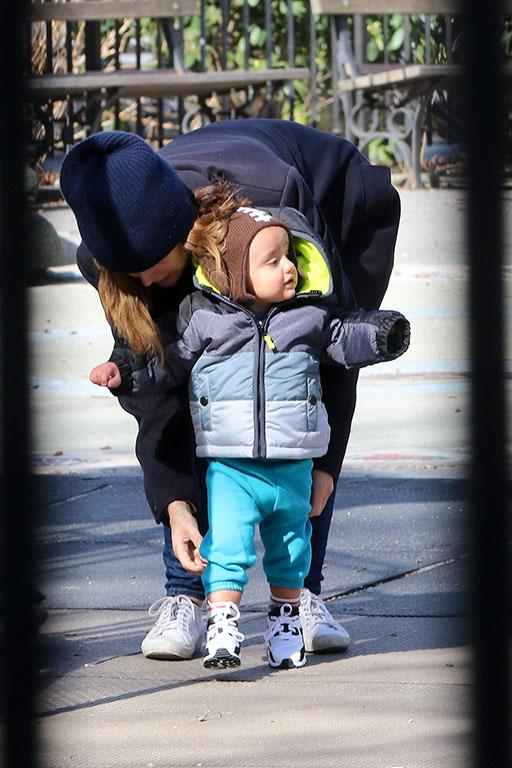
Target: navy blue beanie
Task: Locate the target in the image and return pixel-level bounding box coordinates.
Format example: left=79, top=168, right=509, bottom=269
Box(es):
left=60, top=131, right=197, bottom=272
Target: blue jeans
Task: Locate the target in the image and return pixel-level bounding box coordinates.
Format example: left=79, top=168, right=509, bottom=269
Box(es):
left=163, top=483, right=336, bottom=599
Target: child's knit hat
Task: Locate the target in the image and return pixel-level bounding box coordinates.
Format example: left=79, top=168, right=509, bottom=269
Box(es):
left=60, top=131, right=198, bottom=272
left=200, top=206, right=298, bottom=304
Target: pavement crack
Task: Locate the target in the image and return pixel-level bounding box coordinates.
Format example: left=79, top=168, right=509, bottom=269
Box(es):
left=39, top=483, right=112, bottom=509
left=325, top=552, right=472, bottom=602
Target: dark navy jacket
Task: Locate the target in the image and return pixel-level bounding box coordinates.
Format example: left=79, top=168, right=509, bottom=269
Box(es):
left=77, top=119, right=400, bottom=523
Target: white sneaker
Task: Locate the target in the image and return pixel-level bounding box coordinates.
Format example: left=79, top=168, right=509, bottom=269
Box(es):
left=141, top=595, right=204, bottom=660
left=299, top=589, right=351, bottom=653
left=264, top=603, right=306, bottom=669
left=203, top=601, right=245, bottom=669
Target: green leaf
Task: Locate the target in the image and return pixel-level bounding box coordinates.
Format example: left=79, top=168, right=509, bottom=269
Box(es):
left=249, top=26, right=266, bottom=47
left=367, top=38, right=382, bottom=62
left=414, top=42, right=425, bottom=64
left=389, top=14, right=403, bottom=29
left=292, top=0, right=307, bottom=15
left=294, top=79, right=307, bottom=97
left=387, top=28, right=404, bottom=51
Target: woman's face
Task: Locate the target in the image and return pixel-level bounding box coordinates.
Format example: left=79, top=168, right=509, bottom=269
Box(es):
left=128, top=244, right=188, bottom=288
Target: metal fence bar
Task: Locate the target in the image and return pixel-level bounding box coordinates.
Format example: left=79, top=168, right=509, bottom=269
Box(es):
left=135, top=17, right=143, bottom=134
left=330, top=15, right=341, bottom=133
left=466, top=2, right=511, bottom=766
left=354, top=13, right=364, bottom=68
left=65, top=19, right=75, bottom=146
left=200, top=0, right=207, bottom=71
left=177, top=18, right=185, bottom=128
left=114, top=19, right=121, bottom=129
left=425, top=13, right=432, bottom=63
left=84, top=19, right=101, bottom=134
left=287, top=0, right=296, bottom=120
left=383, top=13, right=389, bottom=63
left=403, top=12, right=411, bottom=62
left=242, top=0, right=250, bottom=69
left=445, top=12, right=453, bottom=63
left=1, top=0, right=38, bottom=765
left=310, top=6, right=318, bottom=126
left=44, top=16, right=54, bottom=153
left=264, top=0, right=274, bottom=103
left=156, top=19, right=164, bottom=145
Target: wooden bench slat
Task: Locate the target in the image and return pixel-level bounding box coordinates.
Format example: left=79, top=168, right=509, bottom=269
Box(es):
left=338, top=63, right=462, bottom=91
left=28, top=0, right=196, bottom=22
left=311, top=0, right=512, bottom=14
left=26, top=67, right=310, bottom=99
left=337, top=63, right=512, bottom=92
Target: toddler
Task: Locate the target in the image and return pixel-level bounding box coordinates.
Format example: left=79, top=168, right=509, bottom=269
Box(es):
left=91, top=201, right=410, bottom=670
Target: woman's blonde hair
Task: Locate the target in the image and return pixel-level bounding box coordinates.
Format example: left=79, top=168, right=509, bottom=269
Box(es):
left=96, top=178, right=246, bottom=361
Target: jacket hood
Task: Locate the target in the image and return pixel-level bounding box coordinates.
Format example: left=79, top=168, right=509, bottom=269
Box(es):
left=191, top=207, right=334, bottom=301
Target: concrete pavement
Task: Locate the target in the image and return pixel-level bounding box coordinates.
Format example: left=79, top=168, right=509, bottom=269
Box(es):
left=30, top=189, right=512, bottom=767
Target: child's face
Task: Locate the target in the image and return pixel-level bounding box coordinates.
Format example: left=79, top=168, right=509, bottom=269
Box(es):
left=128, top=244, right=188, bottom=288
left=246, top=227, right=298, bottom=312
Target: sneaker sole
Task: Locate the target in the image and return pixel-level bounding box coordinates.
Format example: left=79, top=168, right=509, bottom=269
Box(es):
left=268, top=655, right=307, bottom=669
left=266, top=645, right=307, bottom=669
left=203, top=648, right=241, bottom=669
left=141, top=640, right=198, bottom=660
left=304, top=636, right=350, bottom=653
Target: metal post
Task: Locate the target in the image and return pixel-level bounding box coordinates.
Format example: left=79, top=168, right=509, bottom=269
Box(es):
left=287, top=0, right=295, bottom=121
left=1, top=1, right=38, bottom=766
left=84, top=19, right=102, bottom=134
left=466, top=2, right=511, bottom=766
left=310, top=6, right=318, bottom=127
left=264, top=0, right=274, bottom=106
left=135, top=18, right=142, bottom=135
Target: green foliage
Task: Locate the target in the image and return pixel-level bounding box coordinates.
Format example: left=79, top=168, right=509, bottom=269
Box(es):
left=90, top=7, right=509, bottom=148
left=368, top=137, right=399, bottom=167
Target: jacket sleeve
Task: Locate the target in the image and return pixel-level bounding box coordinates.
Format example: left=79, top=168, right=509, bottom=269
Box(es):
left=108, top=296, right=207, bottom=398
left=325, top=309, right=411, bottom=368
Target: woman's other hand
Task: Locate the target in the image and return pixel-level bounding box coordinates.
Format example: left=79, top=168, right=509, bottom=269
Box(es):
left=167, top=500, right=207, bottom=573
left=89, top=362, right=122, bottom=388
left=310, top=469, right=334, bottom=517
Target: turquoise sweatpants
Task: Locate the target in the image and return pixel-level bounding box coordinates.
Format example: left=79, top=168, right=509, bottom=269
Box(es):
left=200, top=458, right=313, bottom=596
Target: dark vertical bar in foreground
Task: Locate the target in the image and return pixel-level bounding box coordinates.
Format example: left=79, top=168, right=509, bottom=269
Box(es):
left=0, top=0, right=37, bottom=766
left=466, top=2, right=510, bottom=766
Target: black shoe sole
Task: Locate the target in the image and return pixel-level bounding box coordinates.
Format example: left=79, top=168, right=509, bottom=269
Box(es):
left=203, top=649, right=241, bottom=668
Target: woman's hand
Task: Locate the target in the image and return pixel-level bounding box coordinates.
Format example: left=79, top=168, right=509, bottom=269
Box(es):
left=309, top=469, right=335, bottom=517
left=89, top=361, right=122, bottom=388
left=167, top=500, right=207, bottom=573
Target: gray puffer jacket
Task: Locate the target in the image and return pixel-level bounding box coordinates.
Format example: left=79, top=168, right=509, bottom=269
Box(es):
left=113, top=208, right=410, bottom=460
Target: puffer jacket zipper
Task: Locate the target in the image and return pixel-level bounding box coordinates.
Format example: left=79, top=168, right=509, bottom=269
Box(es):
left=255, top=319, right=267, bottom=457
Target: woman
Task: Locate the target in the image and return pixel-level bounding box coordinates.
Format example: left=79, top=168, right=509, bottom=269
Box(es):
left=60, top=121, right=400, bottom=660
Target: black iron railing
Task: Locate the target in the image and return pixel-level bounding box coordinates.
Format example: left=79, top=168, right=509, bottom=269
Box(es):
left=25, top=3, right=511, bottom=183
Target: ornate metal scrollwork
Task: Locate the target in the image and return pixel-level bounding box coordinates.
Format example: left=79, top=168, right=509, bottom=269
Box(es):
left=343, top=87, right=427, bottom=187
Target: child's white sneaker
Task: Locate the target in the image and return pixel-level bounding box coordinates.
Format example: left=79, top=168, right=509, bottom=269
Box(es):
left=264, top=603, right=306, bottom=669
left=299, top=588, right=351, bottom=653
left=203, top=601, right=244, bottom=668
left=141, top=595, right=204, bottom=659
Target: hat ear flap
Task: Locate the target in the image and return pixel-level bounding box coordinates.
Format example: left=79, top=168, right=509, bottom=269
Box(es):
left=208, top=267, right=231, bottom=297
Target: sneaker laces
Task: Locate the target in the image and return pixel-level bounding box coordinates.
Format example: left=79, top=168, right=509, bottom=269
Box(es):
left=207, top=601, right=245, bottom=644
left=264, top=604, right=302, bottom=642
left=300, top=590, right=340, bottom=630
left=147, top=595, right=197, bottom=637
